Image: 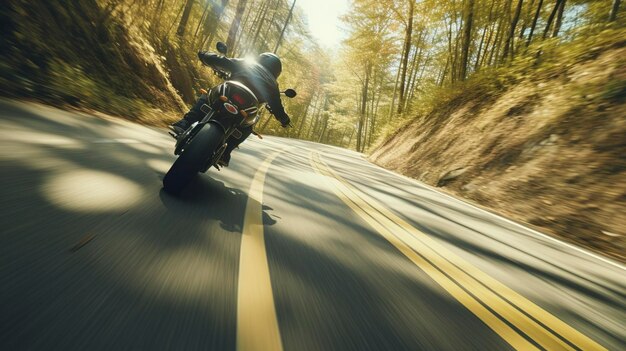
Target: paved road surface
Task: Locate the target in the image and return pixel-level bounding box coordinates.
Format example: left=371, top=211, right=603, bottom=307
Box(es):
left=0, top=99, right=624, bottom=350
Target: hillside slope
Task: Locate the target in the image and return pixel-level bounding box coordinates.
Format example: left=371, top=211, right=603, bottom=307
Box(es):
left=371, top=41, right=626, bottom=262
left=0, top=1, right=211, bottom=125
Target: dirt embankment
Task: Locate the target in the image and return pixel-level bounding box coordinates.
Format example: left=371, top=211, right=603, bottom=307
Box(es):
left=370, top=46, right=626, bottom=263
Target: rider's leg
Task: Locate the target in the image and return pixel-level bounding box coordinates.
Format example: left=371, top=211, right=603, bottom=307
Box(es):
left=171, top=93, right=209, bottom=134
left=218, top=125, right=253, bottom=167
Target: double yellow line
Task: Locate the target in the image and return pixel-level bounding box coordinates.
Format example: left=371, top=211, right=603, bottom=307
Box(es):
left=310, top=152, right=606, bottom=351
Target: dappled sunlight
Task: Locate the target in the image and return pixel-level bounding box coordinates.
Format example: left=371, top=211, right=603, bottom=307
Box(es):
left=109, top=123, right=168, bottom=141
left=43, top=169, right=143, bottom=212
left=17, top=102, right=96, bottom=129
left=0, top=130, right=85, bottom=148
left=147, top=158, right=173, bottom=173
left=0, top=143, right=81, bottom=171
left=124, top=141, right=163, bottom=155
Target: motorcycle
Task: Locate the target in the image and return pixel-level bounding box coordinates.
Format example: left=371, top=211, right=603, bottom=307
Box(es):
left=162, top=41, right=297, bottom=194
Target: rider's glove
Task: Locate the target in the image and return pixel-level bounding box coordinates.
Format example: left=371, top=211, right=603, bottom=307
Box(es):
left=198, top=51, right=207, bottom=65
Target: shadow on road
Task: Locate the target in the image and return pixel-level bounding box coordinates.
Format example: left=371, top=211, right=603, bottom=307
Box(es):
left=158, top=175, right=278, bottom=233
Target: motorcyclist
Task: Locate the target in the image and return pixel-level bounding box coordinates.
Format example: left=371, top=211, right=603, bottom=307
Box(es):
left=170, top=51, right=291, bottom=167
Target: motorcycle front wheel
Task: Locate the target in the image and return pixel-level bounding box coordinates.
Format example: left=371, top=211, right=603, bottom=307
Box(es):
left=163, top=123, right=224, bottom=194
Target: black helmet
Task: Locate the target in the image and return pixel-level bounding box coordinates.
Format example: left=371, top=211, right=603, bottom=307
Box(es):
left=257, top=52, right=282, bottom=79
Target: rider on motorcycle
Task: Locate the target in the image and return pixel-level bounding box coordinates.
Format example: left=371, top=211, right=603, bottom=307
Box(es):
left=170, top=51, right=291, bottom=167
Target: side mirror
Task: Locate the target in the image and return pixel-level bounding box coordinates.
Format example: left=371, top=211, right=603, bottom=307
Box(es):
left=216, top=42, right=228, bottom=55
left=283, top=89, right=297, bottom=98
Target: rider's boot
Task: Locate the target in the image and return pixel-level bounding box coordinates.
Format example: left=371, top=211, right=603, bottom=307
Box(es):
left=170, top=93, right=209, bottom=136
left=169, top=118, right=191, bottom=135
left=217, top=150, right=231, bottom=167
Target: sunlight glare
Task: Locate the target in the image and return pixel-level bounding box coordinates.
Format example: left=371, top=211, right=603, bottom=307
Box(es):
left=147, top=158, right=172, bottom=173
left=44, top=170, right=142, bottom=212
left=243, top=55, right=257, bottom=66
left=298, top=0, right=349, bottom=49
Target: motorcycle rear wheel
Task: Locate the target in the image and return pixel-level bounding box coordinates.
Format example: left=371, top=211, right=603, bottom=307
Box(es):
left=163, top=123, right=223, bottom=194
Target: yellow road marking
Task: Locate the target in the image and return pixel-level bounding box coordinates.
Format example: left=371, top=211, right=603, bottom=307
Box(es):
left=311, top=152, right=606, bottom=351
left=237, top=150, right=284, bottom=351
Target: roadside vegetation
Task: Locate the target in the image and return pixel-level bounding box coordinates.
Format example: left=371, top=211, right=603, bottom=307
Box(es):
left=350, top=0, right=626, bottom=261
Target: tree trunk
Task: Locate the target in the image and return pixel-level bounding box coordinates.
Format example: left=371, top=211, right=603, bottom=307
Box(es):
left=404, top=29, right=425, bottom=104
left=260, top=4, right=279, bottom=51
left=438, top=57, right=450, bottom=86
left=232, top=4, right=256, bottom=55
left=492, top=17, right=507, bottom=66
left=318, top=115, right=328, bottom=143
left=226, top=0, right=248, bottom=51
left=477, top=18, right=496, bottom=69
left=446, top=14, right=455, bottom=83
left=609, top=0, right=621, bottom=21
left=296, top=90, right=316, bottom=138
left=192, top=1, right=211, bottom=42
left=309, top=99, right=324, bottom=139
left=552, top=0, right=566, bottom=37
left=176, top=0, right=195, bottom=37
left=366, top=73, right=377, bottom=147
left=397, top=0, right=414, bottom=115
left=408, top=53, right=430, bottom=103
left=404, top=44, right=424, bottom=112
left=387, top=60, right=402, bottom=122
left=474, top=27, right=488, bottom=70
left=519, top=0, right=536, bottom=39
left=459, top=0, right=475, bottom=80
left=199, top=0, right=229, bottom=50
left=338, top=129, right=347, bottom=147
left=274, top=0, right=297, bottom=54
left=347, top=127, right=356, bottom=148
left=502, top=0, right=524, bottom=62
left=244, top=0, right=272, bottom=54
left=151, top=0, right=165, bottom=31
left=526, top=0, right=544, bottom=47
left=543, top=0, right=565, bottom=39
left=357, top=62, right=371, bottom=152
left=167, top=2, right=186, bottom=37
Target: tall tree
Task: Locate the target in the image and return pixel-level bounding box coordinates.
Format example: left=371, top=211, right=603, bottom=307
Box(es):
left=226, top=0, right=249, bottom=50
left=459, top=0, right=475, bottom=80
left=543, top=0, right=565, bottom=39
left=551, top=0, right=566, bottom=37
left=176, top=0, right=195, bottom=37
left=274, top=0, right=297, bottom=54
left=609, top=0, right=621, bottom=21
left=526, top=0, right=544, bottom=47
left=192, top=1, right=212, bottom=42
left=356, top=62, right=371, bottom=152
left=198, top=0, right=230, bottom=50
left=502, top=0, right=524, bottom=61
left=397, top=0, right=415, bottom=114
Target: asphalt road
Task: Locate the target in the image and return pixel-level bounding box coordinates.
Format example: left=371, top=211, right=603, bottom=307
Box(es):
left=0, top=99, right=624, bottom=351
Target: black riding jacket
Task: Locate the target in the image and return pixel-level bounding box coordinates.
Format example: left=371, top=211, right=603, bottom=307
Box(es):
left=198, top=52, right=290, bottom=125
